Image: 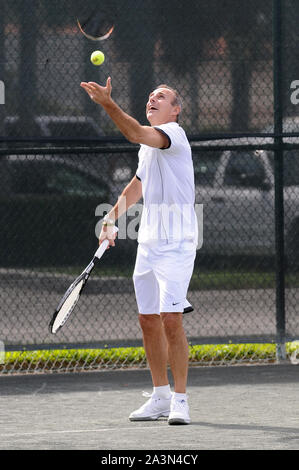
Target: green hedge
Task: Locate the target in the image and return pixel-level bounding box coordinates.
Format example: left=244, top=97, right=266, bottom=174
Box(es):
left=2, top=342, right=298, bottom=373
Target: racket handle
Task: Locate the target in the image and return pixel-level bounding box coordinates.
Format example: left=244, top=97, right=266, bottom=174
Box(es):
left=94, top=239, right=109, bottom=259
left=94, top=226, right=118, bottom=260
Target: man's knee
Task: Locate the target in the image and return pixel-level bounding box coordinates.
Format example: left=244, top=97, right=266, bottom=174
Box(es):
left=138, top=313, right=161, bottom=335
left=161, top=313, right=183, bottom=341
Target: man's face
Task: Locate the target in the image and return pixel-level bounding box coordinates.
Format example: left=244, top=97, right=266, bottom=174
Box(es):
left=146, top=88, right=180, bottom=125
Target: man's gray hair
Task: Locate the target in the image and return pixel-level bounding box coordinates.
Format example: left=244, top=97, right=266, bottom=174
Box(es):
left=155, top=84, right=182, bottom=122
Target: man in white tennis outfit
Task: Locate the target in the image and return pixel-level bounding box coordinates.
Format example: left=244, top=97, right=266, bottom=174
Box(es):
left=81, top=77, right=198, bottom=425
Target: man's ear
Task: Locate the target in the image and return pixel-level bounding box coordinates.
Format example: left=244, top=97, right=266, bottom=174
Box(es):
left=172, top=105, right=181, bottom=120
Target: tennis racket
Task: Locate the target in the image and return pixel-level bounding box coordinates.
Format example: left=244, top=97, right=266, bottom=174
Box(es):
left=49, top=235, right=114, bottom=334
left=76, top=7, right=116, bottom=41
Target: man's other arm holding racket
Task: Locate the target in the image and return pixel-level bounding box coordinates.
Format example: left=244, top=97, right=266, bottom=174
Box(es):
left=99, top=175, right=142, bottom=246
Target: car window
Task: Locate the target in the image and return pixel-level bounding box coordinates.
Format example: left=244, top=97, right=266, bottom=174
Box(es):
left=224, top=152, right=266, bottom=188
left=193, top=152, right=221, bottom=186
left=6, top=160, right=109, bottom=198
left=46, top=166, right=107, bottom=196
left=268, top=150, right=299, bottom=187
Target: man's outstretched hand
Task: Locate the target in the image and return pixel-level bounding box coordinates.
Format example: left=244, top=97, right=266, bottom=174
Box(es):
left=80, top=77, right=112, bottom=106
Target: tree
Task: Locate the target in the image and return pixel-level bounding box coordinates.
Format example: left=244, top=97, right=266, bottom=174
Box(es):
left=153, top=0, right=272, bottom=133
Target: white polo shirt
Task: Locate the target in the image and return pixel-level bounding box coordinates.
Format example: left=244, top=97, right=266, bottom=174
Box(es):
left=136, top=122, right=198, bottom=246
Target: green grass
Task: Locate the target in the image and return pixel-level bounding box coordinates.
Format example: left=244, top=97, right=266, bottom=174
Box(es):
left=2, top=342, right=298, bottom=373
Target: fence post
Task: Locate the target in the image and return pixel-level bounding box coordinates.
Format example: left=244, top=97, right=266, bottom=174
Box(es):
left=273, top=0, right=286, bottom=361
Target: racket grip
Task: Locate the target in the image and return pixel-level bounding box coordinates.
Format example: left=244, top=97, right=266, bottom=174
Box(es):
left=94, top=226, right=118, bottom=259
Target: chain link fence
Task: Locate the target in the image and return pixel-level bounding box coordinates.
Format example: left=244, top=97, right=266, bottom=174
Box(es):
left=0, top=0, right=299, bottom=373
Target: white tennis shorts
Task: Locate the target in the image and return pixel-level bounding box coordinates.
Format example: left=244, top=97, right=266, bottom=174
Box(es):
left=133, top=241, right=196, bottom=315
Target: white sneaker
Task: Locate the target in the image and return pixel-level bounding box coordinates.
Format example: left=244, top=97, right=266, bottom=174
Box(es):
left=168, top=396, right=191, bottom=425
left=129, top=392, right=172, bottom=421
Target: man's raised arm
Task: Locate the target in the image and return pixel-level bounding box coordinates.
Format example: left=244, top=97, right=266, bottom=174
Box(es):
left=80, top=78, right=168, bottom=148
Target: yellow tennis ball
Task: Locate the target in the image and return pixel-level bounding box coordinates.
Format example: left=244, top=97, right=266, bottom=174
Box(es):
left=90, top=50, right=105, bottom=66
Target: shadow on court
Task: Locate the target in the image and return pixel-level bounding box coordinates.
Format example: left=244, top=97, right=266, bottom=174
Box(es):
left=0, top=364, right=298, bottom=450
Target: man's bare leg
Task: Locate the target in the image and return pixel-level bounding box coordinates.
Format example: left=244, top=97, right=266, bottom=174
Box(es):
left=161, top=312, right=189, bottom=393
left=138, top=314, right=169, bottom=387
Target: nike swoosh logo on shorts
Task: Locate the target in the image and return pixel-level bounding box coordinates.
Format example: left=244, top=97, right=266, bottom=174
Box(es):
left=172, top=302, right=181, bottom=305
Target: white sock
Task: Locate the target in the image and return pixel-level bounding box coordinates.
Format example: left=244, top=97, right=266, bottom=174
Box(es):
left=153, top=384, right=172, bottom=399
left=173, top=392, right=187, bottom=402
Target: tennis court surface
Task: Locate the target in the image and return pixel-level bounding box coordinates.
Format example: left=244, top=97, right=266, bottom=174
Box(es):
left=0, top=363, right=298, bottom=451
